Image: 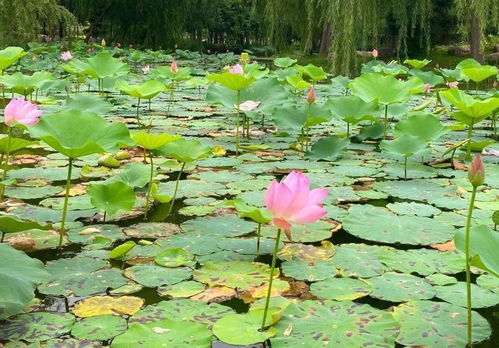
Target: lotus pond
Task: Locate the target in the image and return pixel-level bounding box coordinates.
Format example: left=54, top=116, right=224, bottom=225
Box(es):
left=0, top=45, right=498, bottom=348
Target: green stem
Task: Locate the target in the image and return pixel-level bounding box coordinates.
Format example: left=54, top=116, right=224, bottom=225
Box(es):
left=236, top=90, right=241, bottom=155
left=492, top=112, right=497, bottom=140
left=59, top=158, right=73, bottom=248
left=136, top=98, right=141, bottom=125
left=0, top=127, right=13, bottom=202
left=256, top=223, right=261, bottom=258
left=404, top=155, right=408, bottom=180
left=168, top=88, right=174, bottom=113
left=466, top=122, right=473, bottom=159
left=0, top=231, right=5, bottom=243
left=144, top=152, right=154, bottom=219
left=346, top=122, right=350, bottom=137
left=167, top=162, right=185, bottom=216
left=383, top=104, right=388, bottom=140
left=261, top=228, right=282, bottom=330
left=465, top=186, right=477, bottom=347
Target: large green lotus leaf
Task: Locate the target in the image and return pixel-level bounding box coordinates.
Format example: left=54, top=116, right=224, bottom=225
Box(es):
left=0, top=215, right=50, bottom=234
left=441, top=88, right=499, bottom=118
left=207, top=72, right=254, bottom=91
left=393, top=113, right=449, bottom=141
left=367, top=272, right=436, bottom=302
left=0, top=136, right=37, bottom=154
left=393, top=300, right=491, bottom=347
left=379, top=248, right=465, bottom=275
left=151, top=66, right=191, bottom=82
left=351, top=73, right=423, bottom=105
left=271, top=104, right=307, bottom=131
left=213, top=311, right=277, bottom=346
left=207, top=77, right=287, bottom=113
left=71, top=315, right=127, bottom=341
left=157, top=280, right=205, bottom=298
left=409, top=69, right=444, bottom=86
left=297, top=64, right=327, bottom=82
left=281, top=259, right=336, bottom=282
left=325, top=95, right=379, bottom=123
left=29, top=110, right=133, bottom=158
left=39, top=268, right=127, bottom=297
left=87, top=181, right=135, bottom=216
left=193, top=261, right=274, bottom=290
left=435, top=282, right=499, bottom=308
left=62, top=58, right=91, bottom=76
left=270, top=300, right=399, bottom=348
left=404, top=58, right=431, bottom=69
left=0, top=244, right=50, bottom=319
left=84, top=52, right=130, bottom=79
left=462, top=64, right=498, bottom=83
left=115, top=80, right=166, bottom=99
left=342, top=205, right=455, bottom=245
left=329, top=243, right=389, bottom=278
left=310, top=277, right=372, bottom=300
left=274, top=57, right=297, bottom=68
left=107, top=162, right=152, bottom=188
left=386, top=201, right=441, bottom=217
left=132, top=132, right=180, bottom=150
left=331, top=75, right=351, bottom=89
left=157, top=138, right=211, bottom=162
left=285, top=74, right=311, bottom=89
left=124, top=264, right=192, bottom=287
left=0, top=312, right=74, bottom=342
left=380, top=135, right=428, bottom=157
left=197, top=250, right=255, bottom=263
left=129, top=299, right=234, bottom=329
left=112, top=320, right=211, bottom=348
left=0, top=71, right=53, bottom=95
left=454, top=224, right=499, bottom=277
left=181, top=214, right=256, bottom=237
left=9, top=166, right=81, bottom=181
left=63, top=94, right=113, bottom=115
left=306, top=135, right=350, bottom=161
left=26, top=338, right=102, bottom=347
left=371, top=62, right=409, bottom=76
left=477, top=274, right=499, bottom=294
left=154, top=248, right=195, bottom=267
left=0, top=46, right=26, bottom=71
left=45, top=256, right=108, bottom=276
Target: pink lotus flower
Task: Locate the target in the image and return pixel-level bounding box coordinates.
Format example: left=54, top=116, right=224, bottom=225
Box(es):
left=424, top=83, right=431, bottom=92
left=4, top=97, right=43, bottom=127
left=60, top=51, right=73, bottom=61
left=372, top=49, right=379, bottom=58
left=468, top=155, right=485, bottom=187
left=264, top=171, right=328, bottom=233
left=115, top=42, right=122, bottom=48
left=446, top=81, right=459, bottom=88
left=493, top=81, right=497, bottom=88
left=142, top=65, right=150, bottom=74
left=229, top=64, right=244, bottom=75
left=307, top=86, right=316, bottom=104
left=170, top=60, right=178, bottom=73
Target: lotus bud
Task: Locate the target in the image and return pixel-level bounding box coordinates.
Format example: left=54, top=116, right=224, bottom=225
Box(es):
left=424, top=83, right=431, bottom=92
left=101, top=39, right=106, bottom=46
left=468, top=155, right=485, bottom=187
left=372, top=49, right=378, bottom=58
left=170, top=60, right=178, bottom=73
left=493, top=81, right=498, bottom=88
left=307, top=86, right=316, bottom=104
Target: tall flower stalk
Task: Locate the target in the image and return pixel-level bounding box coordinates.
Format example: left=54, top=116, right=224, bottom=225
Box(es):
left=464, top=154, right=485, bottom=347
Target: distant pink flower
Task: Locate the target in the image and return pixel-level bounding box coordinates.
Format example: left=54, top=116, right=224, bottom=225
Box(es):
left=207, top=50, right=211, bottom=54
left=115, top=42, right=122, bottom=48
left=229, top=64, right=244, bottom=75
left=4, top=97, right=43, bottom=127
left=493, top=81, right=497, bottom=88
left=372, top=49, right=379, bottom=58
left=446, top=81, right=459, bottom=88
left=170, top=60, right=178, bottom=73
left=60, top=51, right=73, bottom=61
left=307, top=86, right=316, bottom=104
left=482, top=149, right=499, bottom=156
left=264, top=171, right=328, bottom=231
left=142, top=65, right=150, bottom=74
left=424, top=83, right=431, bottom=92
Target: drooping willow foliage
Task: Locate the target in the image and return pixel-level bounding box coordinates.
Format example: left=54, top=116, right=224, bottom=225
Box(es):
left=265, top=0, right=434, bottom=75
left=0, top=0, right=76, bottom=46
left=455, top=0, right=499, bottom=47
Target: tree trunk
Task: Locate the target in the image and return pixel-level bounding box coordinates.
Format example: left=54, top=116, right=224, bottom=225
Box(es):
left=471, top=13, right=482, bottom=62
left=319, top=22, right=332, bottom=55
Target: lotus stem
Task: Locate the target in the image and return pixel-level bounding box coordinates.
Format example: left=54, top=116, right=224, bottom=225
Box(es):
left=256, top=223, right=261, bottom=258
left=466, top=123, right=473, bottom=159
left=346, top=122, right=350, bottom=137
left=167, top=162, right=185, bottom=216
left=236, top=90, right=241, bottom=155
left=383, top=104, right=388, bottom=140
left=404, top=155, right=408, bottom=180
left=59, top=158, right=74, bottom=248
left=0, top=232, right=5, bottom=243
left=0, top=127, right=13, bottom=202
left=144, top=152, right=154, bottom=219
left=465, top=185, right=477, bottom=347
left=168, top=88, right=174, bottom=113
left=261, top=228, right=282, bottom=330
left=136, top=98, right=141, bottom=125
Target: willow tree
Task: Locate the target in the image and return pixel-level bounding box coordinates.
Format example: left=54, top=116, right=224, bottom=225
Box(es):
left=455, top=0, right=499, bottom=61
left=0, top=0, right=75, bottom=46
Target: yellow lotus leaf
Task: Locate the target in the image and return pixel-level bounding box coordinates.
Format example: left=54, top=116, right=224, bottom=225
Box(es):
left=73, top=296, right=144, bottom=317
